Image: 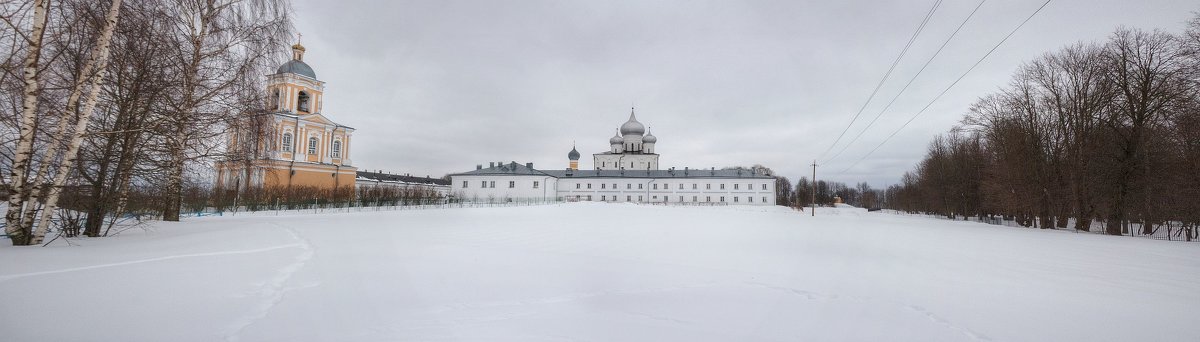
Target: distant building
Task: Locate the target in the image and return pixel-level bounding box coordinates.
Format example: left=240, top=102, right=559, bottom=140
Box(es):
left=216, top=41, right=357, bottom=190
left=595, top=109, right=659, bottom=171
left=450, top=109, right=776, bottom=205
left=356, top=171, right=451, bottom=196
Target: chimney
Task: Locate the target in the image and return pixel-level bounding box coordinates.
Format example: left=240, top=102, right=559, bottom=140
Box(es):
left=526, top=162, right=533, bottom=169
left=489, top=162, right=495, bottom=168
left=477, top=164, right=482, bottom=170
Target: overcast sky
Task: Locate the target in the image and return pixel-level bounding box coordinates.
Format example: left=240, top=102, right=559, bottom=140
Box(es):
left=289, top=0, right=1196, bottom=186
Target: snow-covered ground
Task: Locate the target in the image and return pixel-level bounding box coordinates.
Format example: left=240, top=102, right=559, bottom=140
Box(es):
left=2, top=203, right=1197, bottom=341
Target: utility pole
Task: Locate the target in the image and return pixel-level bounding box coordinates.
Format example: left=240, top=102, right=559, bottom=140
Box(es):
left=811, top=160, right=817, bottom=217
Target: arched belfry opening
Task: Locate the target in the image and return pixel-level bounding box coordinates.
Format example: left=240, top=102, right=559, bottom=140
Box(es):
left=297, top=91, right=310, bottom=113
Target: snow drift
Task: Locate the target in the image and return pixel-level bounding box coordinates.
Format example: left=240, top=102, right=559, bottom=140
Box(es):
left=1, top=203, right=1197, bottom=341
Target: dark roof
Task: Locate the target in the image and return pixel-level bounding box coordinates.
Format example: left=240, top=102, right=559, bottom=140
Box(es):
left=542, top=169, right=773, bottom=179
left=451, top=162, right=551, bottom=176
left=356, top=171, right=450, bottom=186
left=276, top=59, right=316, bottom=79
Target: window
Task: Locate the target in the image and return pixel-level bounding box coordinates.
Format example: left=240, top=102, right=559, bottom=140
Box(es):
left=612, top=183, right=616, bottom=189
left=706, top=184, right=711, bottom=190
left=481, top=181, right=487, bottom=188
left=332, top=140, right=341, bottom=158
left=653, top=196, right=658, bottom=199
left=586, top=195, right=592, bottom=201
left=638, top=184, right=643, bottom=189
left=748, top=183, right=753, bottom=190
left=297, top=91, right=310, bottom=112
left=576, top=183, right=580, bottom=189
left=626, top=184, right=631, bottom=190
left=601, top=195, right=606, bottom=201
left=653, top=184, right=658, bottom=190
left=692, top=184, right=697, bottom=189
left=509, top=181, right=515, bottom=188
left=734, top=184, right=739, bottom=190
left=638, top=196, right=643, bottom=201
left=720, top=184, right=725, bottom=190
left=763, top=197, right=768, bottom=203
left=706, top=196, right=711, bottom=202
left=679, top=196, right=684, bottom=202
left=720, top=196, right=725, bottom=202
left=587, top=183, right=592, bottom=189
left=462, top=181, right=468, bottom=188
left=693, top=196, right=698, bottom=202
left=679, top=184, right=684, bottom=189
left=271, top=89, right=281, bottom=110
left=281, top=133, right=293, bottom=152
left=749, top=197, right=753, bottom=203
left=734, top=197, right=739, bottom=202
left=308, top=137, right=318, bottom=154
left=602, top=183, right=606, bottom=189
left=533, top=181, right=539, bottom=189
left=489, top=181, right=495, bottom=188
left=762, top=184, right=767, bottom=190
left=630, top=162, right=634, bottom=168
left=626, top=196, right=631, bottom=201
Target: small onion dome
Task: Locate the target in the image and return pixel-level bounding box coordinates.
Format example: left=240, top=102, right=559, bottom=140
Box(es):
left=643, top=129, right=657, bottom=143
left=619, top=108, right=645, bottom=135
left=568, top=146, right=581, bottom=160
left=609, top=129, right=623, bottom=145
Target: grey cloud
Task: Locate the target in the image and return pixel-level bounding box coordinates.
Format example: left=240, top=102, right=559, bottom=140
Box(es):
left=291, top=0, right=1197, bottom=186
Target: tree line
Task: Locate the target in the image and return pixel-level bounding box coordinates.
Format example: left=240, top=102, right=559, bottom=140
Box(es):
left=884, top=15, right=1200, bottom=237
left=1, top=0, right=293, bottom=245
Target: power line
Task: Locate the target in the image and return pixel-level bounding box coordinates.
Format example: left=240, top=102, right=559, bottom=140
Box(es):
left=824, top=0, right=987, bottom=165
left=817, top=0, right=943, bottom=160
left=838, top=0, right=1054, bottom=174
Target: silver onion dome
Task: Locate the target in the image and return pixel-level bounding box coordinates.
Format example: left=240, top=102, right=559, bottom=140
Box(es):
left=643, top=129, right=656, bottom=143
left=609, top=130, right=623, bottom=145
left=619, top=108, right=645, bottom=135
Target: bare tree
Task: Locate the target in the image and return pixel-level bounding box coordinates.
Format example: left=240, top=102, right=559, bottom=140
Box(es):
left=3, top=0, right=50, bottom=245
left=28, top=0, right=123, bottom=245
left=153, top=0, right=290, bottom=221
left=1100, top=28, right=1190, bottom=235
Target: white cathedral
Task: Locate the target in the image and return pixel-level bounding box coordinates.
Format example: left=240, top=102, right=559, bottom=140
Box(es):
left=449, top=109, right=776, bottom=205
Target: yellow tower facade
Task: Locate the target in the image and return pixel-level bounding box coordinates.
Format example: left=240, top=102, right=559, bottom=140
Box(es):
left=216, top=42, right=357, bottom=191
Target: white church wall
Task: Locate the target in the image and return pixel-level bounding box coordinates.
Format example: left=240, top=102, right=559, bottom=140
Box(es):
left=450, top=174, right=559, bottom=202
left=593, top=154, right=659, bottom=171
left=556, top=177, right=775, bottom=205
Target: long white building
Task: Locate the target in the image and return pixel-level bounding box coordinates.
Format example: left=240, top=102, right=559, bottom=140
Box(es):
left=450, top=110, right=776, bottom=205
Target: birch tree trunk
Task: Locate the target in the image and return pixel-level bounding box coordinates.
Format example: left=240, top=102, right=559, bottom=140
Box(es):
left=30, top=0, right=125, bottom=245
left=20, top=1, right=113, bottom=238
left=5, top=0, right=51, bottom=246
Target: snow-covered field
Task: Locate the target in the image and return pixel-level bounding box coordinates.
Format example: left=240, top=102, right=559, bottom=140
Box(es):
left=2, top=203, right=1197, bottom=341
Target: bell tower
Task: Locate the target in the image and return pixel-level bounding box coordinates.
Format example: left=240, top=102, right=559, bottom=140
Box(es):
left=267, top=38, right=324, bottom=115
